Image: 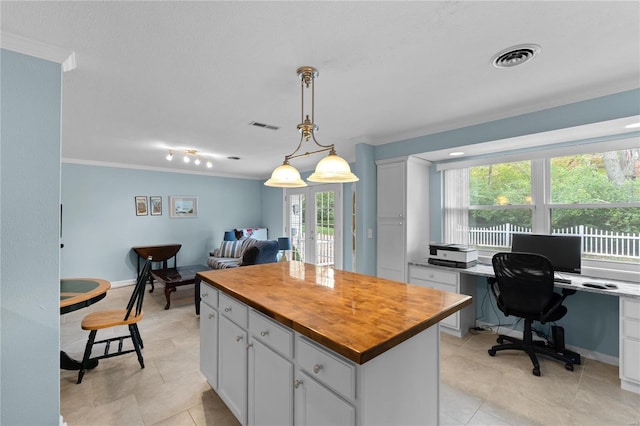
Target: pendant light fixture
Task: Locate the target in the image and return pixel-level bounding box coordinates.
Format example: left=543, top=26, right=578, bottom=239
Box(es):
left=264, top=66, right=359, bottom=187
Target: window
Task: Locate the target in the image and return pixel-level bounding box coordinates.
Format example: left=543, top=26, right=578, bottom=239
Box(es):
left=549, top=149, right=640, bottom=263
left=444, top=146, right=640, bottom=271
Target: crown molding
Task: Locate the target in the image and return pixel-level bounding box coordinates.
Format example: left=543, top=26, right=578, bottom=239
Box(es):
left=1, top=32, right=76, bottom=72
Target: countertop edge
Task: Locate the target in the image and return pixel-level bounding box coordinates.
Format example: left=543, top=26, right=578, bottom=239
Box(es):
left=198, top=271, right=473, bottom=364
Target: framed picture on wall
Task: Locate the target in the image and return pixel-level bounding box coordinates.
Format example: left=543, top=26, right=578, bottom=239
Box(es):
left=150, top=196, right=162, bottom=216
left=135, top=196, right=148, bottom=216
left=169, top=196, right=198, bottom=218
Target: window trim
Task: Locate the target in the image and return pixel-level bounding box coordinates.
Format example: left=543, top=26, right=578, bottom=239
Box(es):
left=446, top=145, right=640, bottom=283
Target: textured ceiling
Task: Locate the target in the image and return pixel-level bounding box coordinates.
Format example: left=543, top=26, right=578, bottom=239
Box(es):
left=2, top=1, right=639, bottom=179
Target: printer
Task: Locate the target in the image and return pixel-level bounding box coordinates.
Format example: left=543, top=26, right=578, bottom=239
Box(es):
left=428, top=243, right=478, bottom=268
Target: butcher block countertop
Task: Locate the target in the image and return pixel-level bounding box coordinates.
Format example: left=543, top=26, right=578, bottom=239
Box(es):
left=197, top=261, right=472, bottom=364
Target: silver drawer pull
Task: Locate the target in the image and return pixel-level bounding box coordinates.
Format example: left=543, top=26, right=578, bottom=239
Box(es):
left=236, top=335, right=243, bottom=342
left=260, top=331, right=268, bottom=337
left=247, top=343, right=253, bottom=349
left=294, top=379, right=303, bottom=389
left=208, top=313, right=215, bottom=319
left=202, top=292, right=208, bottom=297
left=313, top=364, right=322, bottom=374
left=224, top=307, right=231, bottom=312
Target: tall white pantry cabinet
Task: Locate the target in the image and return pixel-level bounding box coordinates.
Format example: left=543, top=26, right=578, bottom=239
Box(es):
left=376, top=157, right=431, bottom=282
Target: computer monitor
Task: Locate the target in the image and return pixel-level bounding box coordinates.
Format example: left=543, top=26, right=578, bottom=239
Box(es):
left=511, top=233, right=582, bottom=274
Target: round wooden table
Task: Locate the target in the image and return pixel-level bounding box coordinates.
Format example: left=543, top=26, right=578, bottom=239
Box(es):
left=60, top=278, right=111, bottom=314
left=60, top=278, right=111, bottom=369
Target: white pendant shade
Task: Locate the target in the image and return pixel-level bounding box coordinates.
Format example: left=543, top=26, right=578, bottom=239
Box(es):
left=264, top=163, right=307, bottom=187
left=307, top=153, right=359, bottom=183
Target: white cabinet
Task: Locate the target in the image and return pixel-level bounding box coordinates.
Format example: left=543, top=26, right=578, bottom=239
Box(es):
left=218, top=294, right=249, bottom=425
left=294, top=337, right=356, bottom=426
left=376, top=161, right=405, bottom=219
left=248, top=311, right=294, bottom=426
left=409, top=264, right=476, bottom=337
left=376, top=157, right=430, bottom=282
left=200, top=286, right=219, bottom=390
left=294, top=371, right=355, bottom=426
left=376, top=219, right=405, bottom=282
left=620, top=297, right=640, bottom=394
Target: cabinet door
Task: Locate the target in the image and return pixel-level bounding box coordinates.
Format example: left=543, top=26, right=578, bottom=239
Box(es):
left=218, top=315, right=248, bottom=425
left=200, top=303, right=218, bottom=390
left=294, top=371, right=355, bottom=426
left=377, top=161, right=405, bottom=219
left=248, top=338, right=293, bottom=426
left=377, top=219, right=406, bottom=282
left=621, top=338, right=640, bottom=383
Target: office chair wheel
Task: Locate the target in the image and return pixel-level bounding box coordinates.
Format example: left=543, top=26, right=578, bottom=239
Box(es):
left=488, top=349, right=496, bottom=356
left=496, top=337, right=504, bottom=344
left=532, top=367, right=541, bottom=376
left=565, top=363, right=574, bottom=371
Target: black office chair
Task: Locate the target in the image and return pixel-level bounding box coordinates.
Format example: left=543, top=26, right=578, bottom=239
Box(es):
left=487, top=252, right=575, bottom=376
left=77, top=256, right=152, bottom=384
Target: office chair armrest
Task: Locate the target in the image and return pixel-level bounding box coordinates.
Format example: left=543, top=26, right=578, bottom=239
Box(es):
left=541, top=289, right=575, bottom=323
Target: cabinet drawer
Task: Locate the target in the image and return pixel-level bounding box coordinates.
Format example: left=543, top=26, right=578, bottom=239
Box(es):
left=249, top=310, right=293, bottom=359
left=219, top=293, right=248, bottom=328
left=622, top=318, right=640, bottom=340
left=411, top=277, right=456, bottom=294
left=296, top=337, right=356, bottom=400
left=622, top=298, right=640, bottom=321
left=200, top=284, right=218, bottom=309
left=409, top=266, right=457, bottom=286
left=621, top=338, right=640, bottom=383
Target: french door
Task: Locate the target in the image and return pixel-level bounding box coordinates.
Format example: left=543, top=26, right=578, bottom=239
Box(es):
left=285, top=184, right=342, bottom=268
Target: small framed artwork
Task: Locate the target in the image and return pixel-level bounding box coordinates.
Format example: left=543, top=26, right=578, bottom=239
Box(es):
left=169, top=196, right=198, bottom=218
left=135, top=196, right=148, bottom=216
left=150, top=196, right=163, bottom=216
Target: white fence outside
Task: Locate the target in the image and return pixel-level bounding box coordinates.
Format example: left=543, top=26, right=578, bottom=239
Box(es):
left=468, top=223, right=640, bottom=260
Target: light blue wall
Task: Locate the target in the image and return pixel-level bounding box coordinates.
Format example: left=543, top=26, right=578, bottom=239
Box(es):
left=260, top=184, right=285, bottom=241
left=354, top=143, right=377, bottom=276
left=1, top=49, right=61, bottom=425
left=61, top=164, right=275, bottom=282
left=361, top=88, right=640, bottom=357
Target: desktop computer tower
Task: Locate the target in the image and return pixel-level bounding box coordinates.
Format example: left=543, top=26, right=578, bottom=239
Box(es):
left=552, top=325, right=581, bottom=365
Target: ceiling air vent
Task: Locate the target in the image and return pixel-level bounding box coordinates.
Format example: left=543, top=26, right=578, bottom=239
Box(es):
left=250, top=121, right=279, bottom=130
left=492, top=44, right=541, bottom=68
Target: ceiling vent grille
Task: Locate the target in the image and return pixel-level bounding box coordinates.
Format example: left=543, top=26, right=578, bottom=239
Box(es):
left=492, top=44, right=541, bottom=68
left=250, top=121, right=279, bottom=130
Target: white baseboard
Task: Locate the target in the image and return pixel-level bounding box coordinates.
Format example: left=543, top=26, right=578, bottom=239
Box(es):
left=475, top=320, right=619, bottom=367
left=110, top=278, right=136, bottom=288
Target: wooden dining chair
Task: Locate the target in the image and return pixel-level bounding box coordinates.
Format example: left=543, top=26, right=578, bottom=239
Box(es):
left=77, top=256, right=152, bottom=384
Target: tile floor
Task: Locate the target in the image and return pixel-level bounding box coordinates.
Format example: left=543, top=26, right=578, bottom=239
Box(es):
left=61, top=285, right=640, bottom=425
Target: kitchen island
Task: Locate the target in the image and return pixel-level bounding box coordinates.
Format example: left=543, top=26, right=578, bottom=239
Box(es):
left=197, top=261, right=472, bottom=425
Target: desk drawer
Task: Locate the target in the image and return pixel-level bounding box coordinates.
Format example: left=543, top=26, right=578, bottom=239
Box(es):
left=622, top=318, right=640, bottom=340
left=249, top=310, right=293, bottom=359
left=219, top=293, right=248, bottom=328
left=622, top=298, right=640, bottom=321
left=409, top=266, right=457, bottom=286
left=296, top=336, right=356, bottom=400
left=200, top=284, right=218, bottom=309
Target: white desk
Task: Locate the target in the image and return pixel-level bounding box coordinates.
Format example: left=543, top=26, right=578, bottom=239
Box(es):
left=409, top=259, right=640, bottom=394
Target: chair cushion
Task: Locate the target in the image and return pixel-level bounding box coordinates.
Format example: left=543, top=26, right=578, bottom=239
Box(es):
left=207, top=257, right=240, bottom=269
left=218, top=240, right=244, bottom=258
